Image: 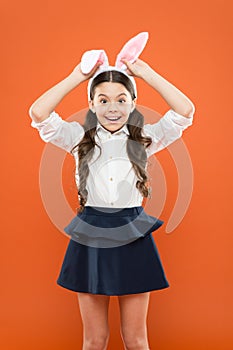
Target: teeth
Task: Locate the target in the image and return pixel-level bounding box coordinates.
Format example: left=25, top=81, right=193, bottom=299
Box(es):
left=106, top=117, right=121, bottom=120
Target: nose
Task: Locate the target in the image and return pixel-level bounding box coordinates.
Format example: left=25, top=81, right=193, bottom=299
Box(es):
left=107, top=101, right=118, bottom=112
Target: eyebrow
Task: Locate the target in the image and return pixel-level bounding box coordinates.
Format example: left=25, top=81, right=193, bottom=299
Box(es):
left=97, top=93, right=128, bottom=98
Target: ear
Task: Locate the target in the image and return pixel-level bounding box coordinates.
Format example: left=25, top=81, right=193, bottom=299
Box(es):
left=115, top=32, right=149, bottom=70
left=81, top=50, right=109, bottom=74
left=88, top=100, right=95, bottom=113
left=131, top=99, right=136, bottom=112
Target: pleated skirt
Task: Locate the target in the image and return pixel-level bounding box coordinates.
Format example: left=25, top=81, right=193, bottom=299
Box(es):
left=56, top=206, right=169, bottom=295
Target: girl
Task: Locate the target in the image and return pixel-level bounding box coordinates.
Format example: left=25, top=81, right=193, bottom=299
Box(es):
left=29, top=34, right=194, bottom=350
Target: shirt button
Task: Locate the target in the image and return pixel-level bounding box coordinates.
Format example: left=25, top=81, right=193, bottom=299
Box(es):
left=109, top=177, right=113, bottom=181
left=109, top=156, right=112, bottom=159
left=110, top=202, right=114, bottom=205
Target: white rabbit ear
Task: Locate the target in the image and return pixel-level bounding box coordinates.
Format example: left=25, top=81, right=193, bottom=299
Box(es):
left=80, top=50, right=109, bottom=74
left=115, top=32, right=149, bottom=70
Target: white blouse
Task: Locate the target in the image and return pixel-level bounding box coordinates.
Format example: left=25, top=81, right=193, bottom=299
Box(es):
left=30, top=109, right=193, bottom=208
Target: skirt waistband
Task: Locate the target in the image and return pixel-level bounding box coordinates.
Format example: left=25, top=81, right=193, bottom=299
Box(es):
left=82, top=206, right=143, bottom=217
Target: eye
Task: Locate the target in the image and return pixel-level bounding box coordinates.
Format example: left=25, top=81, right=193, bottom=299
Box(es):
left=118, top=99, right=126, bottom=103
left=100, top=99, right=108, bottom=104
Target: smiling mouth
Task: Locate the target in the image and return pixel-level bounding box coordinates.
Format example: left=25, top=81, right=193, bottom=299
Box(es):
left=105, top=116, right=122, bottom=121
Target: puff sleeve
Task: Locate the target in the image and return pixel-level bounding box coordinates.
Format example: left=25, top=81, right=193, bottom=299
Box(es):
left=30, top=111, right=85, bottom=153
left=143, top=109, right=194, bottom=158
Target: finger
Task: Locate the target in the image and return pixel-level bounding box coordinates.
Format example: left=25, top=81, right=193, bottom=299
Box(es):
left=93, top=60, right=103, bottom=69
left=89, top=60, right=102, bottom=74
left=121, top=58, right=130, bottom=67
left=97, top=59, right=104, bottom=65
left=120, top=59, right=134, bottom=75
left=125, top=69, right=133, bottom=76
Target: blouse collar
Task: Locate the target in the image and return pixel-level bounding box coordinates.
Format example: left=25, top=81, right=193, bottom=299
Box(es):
left=96, top=121, right=130, bottom=137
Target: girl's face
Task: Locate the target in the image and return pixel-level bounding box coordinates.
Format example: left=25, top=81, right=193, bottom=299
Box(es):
left=89, top=82, right=136, bottom=133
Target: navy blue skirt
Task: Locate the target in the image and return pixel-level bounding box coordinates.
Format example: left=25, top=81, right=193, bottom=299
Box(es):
left=57, top=206, right=169, bottom=295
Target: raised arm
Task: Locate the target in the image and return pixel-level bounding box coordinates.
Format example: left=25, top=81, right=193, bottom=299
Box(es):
left=121, top=58, right=195, bottom=118
left=29, top=61, right=102, bottom=123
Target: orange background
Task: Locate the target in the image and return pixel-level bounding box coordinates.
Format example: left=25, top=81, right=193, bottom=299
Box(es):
left=1, top=0, right=233, bottom=349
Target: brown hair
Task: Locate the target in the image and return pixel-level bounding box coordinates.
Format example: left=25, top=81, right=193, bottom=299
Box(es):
left=71, top=70, right=153, bottom=213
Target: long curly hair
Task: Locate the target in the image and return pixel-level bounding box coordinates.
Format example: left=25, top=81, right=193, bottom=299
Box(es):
left=71, top=70, right=153, bottom=213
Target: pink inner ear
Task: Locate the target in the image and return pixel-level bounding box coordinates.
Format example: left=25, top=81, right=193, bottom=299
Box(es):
left=115, top=32, right=149, bottom=69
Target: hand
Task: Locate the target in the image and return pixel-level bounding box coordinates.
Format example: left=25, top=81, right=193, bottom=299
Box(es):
left=120, top=58, right=151, bottom=79
left=69, top=60, right=104, bottom=83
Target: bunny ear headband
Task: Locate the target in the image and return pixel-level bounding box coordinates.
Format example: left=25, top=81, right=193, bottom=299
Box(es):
left=80, top=32, right=149, bottom=101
